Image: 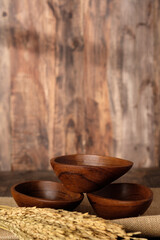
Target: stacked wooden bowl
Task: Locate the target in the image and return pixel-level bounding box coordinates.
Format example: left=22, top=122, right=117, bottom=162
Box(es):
left=50, top=154, right=153, bottom=219
left=11, top=154, right=153, bottom=219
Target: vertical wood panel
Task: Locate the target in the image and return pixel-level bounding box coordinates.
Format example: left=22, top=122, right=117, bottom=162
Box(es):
left=10, top=0, right=56, bottom=170
left=50, top=0, right=86, bottom=156
left=51, top=0, right=113, bottom=157
left=106, top=0, right=159, bottom=167
left=154, top=0, right=160, bottom=165
left=83, top=0, right=113, bottom=155
left=37, top=1, right=56, bottom=163
left=50, top=0, right=66, bottom=157
left=64, top=0, right=85, bottom=155
left=0, top=0, right=11, bottom=170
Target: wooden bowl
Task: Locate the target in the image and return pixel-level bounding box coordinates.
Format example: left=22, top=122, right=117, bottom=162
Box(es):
left=50, top=154, right=133, bottom=193
left=87, top=183, right=153, bottom=219
left=11, top=181, right=84, bottom=210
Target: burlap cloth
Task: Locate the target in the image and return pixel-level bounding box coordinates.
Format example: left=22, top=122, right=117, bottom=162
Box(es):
left=0, top=188, right=160, bottom=239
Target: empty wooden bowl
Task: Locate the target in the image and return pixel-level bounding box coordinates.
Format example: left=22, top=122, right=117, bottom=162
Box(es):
left=11, top=181, right=84, bottom=210
left=50, top=154, right=133, bottom=193
left=87, top=183, right=153, bottom=219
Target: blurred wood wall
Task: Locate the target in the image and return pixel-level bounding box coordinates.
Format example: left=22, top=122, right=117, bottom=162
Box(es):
left=0, top=0, right=159, bottom=171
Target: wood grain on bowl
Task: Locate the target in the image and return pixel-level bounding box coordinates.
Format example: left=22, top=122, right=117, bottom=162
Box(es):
left=11, top=181, right=84, bottom=210
left=87, top=183, right=153, bottom=219
left=50, top=154, right=133, bottom=193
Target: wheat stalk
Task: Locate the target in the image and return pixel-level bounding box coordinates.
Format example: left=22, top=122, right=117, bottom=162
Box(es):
left=0, top=206, right=147, bottom=240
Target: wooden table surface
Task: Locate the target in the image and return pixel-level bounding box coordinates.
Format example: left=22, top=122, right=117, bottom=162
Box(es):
left=0, top=168, right=160, bottom=239
left=1, top=168, right=160, bottom=196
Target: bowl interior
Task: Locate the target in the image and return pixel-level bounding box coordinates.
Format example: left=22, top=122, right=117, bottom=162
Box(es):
left=14, top=181, right=82, bottom=201
left=53, top=154, right=133, bottom=168
left=89, top=183, right=153, bottom=202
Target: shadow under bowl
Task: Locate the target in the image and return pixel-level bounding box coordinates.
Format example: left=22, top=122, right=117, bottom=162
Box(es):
left=87, top=183, right=153, bottom=219
left=50, top=154, right=133, bottom=193
left=11, top=180, right=84, bottom=210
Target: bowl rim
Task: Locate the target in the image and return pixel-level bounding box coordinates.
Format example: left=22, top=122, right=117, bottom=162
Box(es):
left=50, top=154, right=133, bottom=168
left=11, top=180, right=84, bottom=203
left=87, top=183, right=153, bottom=205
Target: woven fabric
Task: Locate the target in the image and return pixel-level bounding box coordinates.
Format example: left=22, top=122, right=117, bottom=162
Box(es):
left=0, top=188, right=160, bottom=239
left=114, top=215, right=160, bottom=237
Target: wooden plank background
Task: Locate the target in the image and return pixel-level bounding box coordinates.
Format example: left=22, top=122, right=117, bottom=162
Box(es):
left=0, top=0, right=159, bottom=171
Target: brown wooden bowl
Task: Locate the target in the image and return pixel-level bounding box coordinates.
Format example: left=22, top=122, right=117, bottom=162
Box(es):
left=87, top=183, right=153, bottom=219
left=11, top=181, right=84, bottom=210
left=50, top=154, right=133, bottom=193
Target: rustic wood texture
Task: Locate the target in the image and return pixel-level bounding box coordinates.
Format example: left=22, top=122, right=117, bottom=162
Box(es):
left=0, top=0, right=11, bottom=170
left=0, top=0, right=159, bottom=170
left=106, top=0, right=160, bottom=167
left=9, top=0, right=56, bottom=170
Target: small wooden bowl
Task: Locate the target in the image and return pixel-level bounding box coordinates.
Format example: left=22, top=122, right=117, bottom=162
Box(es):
left=50, top=154, right=133, bottom=193
left=87, top=183, right=153, bottom=219
left=11, top=181, right=84, bottom=210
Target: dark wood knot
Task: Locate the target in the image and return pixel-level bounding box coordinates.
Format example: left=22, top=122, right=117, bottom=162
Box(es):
left=67, top=37, right=84, bottom=51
